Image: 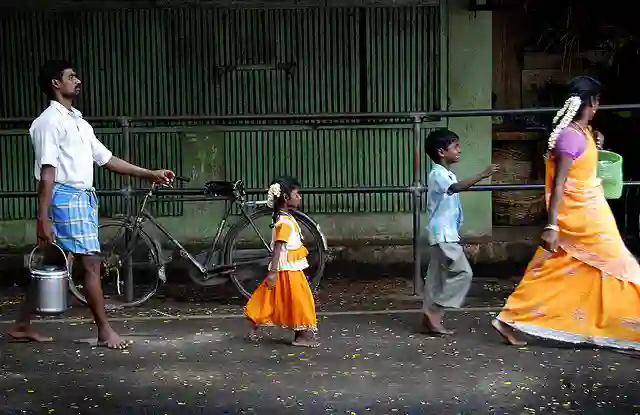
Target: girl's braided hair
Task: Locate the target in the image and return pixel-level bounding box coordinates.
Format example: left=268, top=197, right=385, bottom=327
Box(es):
left=266, top=176, right=301, bottom=227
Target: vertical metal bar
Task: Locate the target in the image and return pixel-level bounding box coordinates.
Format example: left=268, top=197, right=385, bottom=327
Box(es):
left=439, top=0, right=449, bottom=113
left=120, top=117, right=134, bottom=303
left=412, top=116, right=424, bottom=296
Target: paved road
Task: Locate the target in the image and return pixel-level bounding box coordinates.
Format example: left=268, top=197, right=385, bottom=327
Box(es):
left=1, top=311, right=639, bottom=414
left=0, top=275, right=518, bottom=323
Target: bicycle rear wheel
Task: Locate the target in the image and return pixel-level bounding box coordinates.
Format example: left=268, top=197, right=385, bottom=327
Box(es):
left=223, top=207, right=327, bottom=299
left=68, top=219, right=163, bottom=308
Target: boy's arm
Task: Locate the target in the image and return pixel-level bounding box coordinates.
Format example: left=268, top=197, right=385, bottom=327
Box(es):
left=449, top=164, right=499, bottom=193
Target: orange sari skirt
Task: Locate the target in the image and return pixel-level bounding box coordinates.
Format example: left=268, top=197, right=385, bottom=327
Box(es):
left=244, top=270, right=317, bottom=332
left=498, top=247, right=640, bottom=350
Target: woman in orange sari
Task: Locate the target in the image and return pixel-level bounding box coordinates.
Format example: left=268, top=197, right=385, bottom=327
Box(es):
left=492, top=76, right=640, bottom=351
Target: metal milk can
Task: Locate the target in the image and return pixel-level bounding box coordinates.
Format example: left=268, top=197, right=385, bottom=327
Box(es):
left=28, top=243, right=69, bottom=315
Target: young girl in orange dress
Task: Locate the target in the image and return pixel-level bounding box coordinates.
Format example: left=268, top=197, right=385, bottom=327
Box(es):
left=492, top=76, right=640, bottom=352
left=244, top=176, right=319, bottom=348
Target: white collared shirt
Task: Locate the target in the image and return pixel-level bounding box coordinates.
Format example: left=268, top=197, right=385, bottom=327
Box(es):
left=30, top=101, right=113, bottom=190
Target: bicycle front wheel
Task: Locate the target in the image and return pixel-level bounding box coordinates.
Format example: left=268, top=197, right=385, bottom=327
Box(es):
left=223, top=207, right=327, bottom=299
left=68, top=219, right=162, bottom=308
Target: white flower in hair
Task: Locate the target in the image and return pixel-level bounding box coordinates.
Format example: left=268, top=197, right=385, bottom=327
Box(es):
left=266, top=183, right=281, bottom=208
left=552, top=98, right=571, bottom=124
left=548, top=95, right=582, bottom=152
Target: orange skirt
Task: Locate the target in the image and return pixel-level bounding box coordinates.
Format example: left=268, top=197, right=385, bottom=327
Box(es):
left=244, top=270, right=317, bottom=332
left=498, top=247, right=640, bottom=350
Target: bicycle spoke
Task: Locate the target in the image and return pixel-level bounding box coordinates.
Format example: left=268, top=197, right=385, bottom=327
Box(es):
left=68, top=220, right=160, bottom=307
left=225, top=208, right=327, bottom=298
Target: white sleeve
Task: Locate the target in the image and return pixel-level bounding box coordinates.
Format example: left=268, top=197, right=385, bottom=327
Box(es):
left=31, top=122, right=61, bottom=169
left=89, top=131, right=113, bottom=166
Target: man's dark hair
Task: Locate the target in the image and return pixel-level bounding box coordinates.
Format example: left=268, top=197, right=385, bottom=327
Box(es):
left=425, top=128, right=459, bottom=162
left=38, top=60, right=73, bottom=100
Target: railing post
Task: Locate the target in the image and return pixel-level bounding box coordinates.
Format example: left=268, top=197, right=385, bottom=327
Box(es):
left=120, top=117, right=135, bottom=304
left=411, top=115, right=424, bottom=297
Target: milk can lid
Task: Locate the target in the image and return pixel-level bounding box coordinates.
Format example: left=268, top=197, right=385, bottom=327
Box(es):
left=33, top=265, right=66, bottom=273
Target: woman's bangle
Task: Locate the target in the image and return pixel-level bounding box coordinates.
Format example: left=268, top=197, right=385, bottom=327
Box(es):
left=544, top=224, right=559, bottom=232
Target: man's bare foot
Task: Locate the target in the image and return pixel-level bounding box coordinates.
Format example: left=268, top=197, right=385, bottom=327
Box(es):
left=7, top=328, right=53, bottom=343
left=491, top=319, right=527, bottom=346
left=96, top=327, right=130, bottom=350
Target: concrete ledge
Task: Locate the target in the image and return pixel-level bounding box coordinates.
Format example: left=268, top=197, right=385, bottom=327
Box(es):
left=0, top=227, right=540, bottom=287
left=329, top=238, right=537, bottom=265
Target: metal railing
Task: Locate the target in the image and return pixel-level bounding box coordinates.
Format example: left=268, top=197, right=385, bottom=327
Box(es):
left=2, top=103, right=640, bottom=297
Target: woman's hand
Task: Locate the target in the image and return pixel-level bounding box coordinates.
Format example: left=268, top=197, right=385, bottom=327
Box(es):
left=595, top=131, right=605, bottom=149
left=540, top=228, right=559, bottom=252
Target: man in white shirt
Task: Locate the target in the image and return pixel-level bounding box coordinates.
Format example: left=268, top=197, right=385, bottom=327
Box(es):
left=8, top=60, right=174, bottom=349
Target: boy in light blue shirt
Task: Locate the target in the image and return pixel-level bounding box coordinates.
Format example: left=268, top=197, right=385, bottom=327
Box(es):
left=421, top=128, right=498, bottom=335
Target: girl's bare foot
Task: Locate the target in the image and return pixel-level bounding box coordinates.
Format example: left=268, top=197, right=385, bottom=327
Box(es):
left=245, top=327, right=260, bottom=342
left=293, top=331, right=320, bottom=348
left=491, top=319, right=527, bottom=346
left=292, top=338, right=320, bottom=348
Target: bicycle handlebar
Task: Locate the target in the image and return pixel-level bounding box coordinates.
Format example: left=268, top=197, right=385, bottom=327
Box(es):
left=148, top=175, right=190, bottom=193
left=172, top=175, right=191, bottom=183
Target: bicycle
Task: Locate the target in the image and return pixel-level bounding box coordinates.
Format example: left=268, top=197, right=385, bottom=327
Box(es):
left=68, top=177, right=329, bottom=308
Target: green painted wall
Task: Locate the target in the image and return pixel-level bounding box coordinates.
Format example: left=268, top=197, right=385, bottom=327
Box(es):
left=0, top=4, right=443, bottom=220
left=0, top=0, right=493, bottom=248
left=446, top=1, right=493, bottom=237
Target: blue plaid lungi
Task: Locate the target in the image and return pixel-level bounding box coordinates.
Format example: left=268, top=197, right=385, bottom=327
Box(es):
left=50, top=183, right=100, bottom=254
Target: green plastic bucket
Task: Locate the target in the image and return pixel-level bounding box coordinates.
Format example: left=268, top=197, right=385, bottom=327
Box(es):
left=597, top=150, right=623, bottom=200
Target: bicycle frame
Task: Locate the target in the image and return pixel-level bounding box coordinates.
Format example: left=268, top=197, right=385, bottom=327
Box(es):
left=122, top=183, right=272, bottom=277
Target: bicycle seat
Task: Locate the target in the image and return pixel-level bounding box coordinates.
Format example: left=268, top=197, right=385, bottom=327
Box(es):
left=204, top=180, right=245, bottom=198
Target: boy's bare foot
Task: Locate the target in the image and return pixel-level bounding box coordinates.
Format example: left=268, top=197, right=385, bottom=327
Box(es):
left=421, top=308, right=454, bottom=335
left=491, top=319, right=527, bottom=346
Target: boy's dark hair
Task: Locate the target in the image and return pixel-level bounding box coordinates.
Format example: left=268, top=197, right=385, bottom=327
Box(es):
left=38, top=60, right=73, bottom=100
left=425, top=128, right=459, bottom=162
left=270, top=175, right=302, bottom=227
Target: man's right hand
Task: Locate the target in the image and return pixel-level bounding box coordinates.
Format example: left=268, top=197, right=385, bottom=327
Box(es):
left=37, top=218, right=54, bottom=247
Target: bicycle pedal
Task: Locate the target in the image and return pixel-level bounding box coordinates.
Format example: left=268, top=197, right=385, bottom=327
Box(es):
left=201, top=275, right=228, bottom=285
left=207, top=264, right=235, bottom=273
